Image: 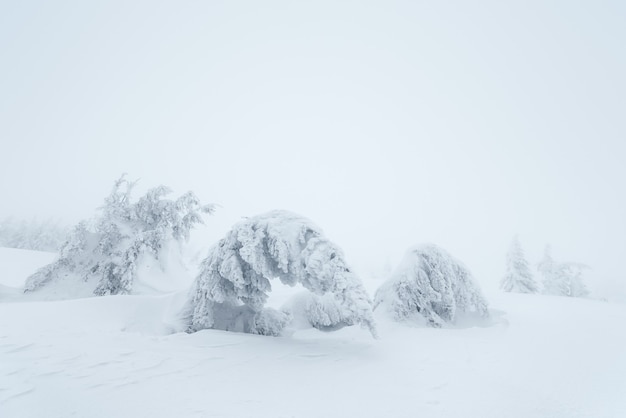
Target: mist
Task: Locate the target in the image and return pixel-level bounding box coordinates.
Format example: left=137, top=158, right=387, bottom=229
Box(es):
left=1, top=0, right=624, bottom=298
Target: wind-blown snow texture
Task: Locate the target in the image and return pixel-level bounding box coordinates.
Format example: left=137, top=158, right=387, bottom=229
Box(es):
left=24, top=176, right=213, bottom=297
left=1, top=247, right=625, bottom=418
left=374, top=244, right=489, bottom=327
left=183, top=210, right=376, bottom=337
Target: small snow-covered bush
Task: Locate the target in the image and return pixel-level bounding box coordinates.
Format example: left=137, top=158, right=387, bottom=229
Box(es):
left=500, top=236, right=538, bottom=293
left=25, top=175, right=214, bottom=296
left=374, top=244, right=488, bottom=327
left=182, top=210, right=376, bottom=337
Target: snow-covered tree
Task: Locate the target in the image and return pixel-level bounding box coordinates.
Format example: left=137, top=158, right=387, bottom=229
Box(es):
left=500, top=236, right=538, bottom=293
left=182, top=210, right=377, bottom=337
left=555, top=263, right=590, bottom=298
left=537, top=245, right=557, bottom=293
left=25, top=175, right=214, bottom=296
left=537, top=245, right=590, bottom=298
left=0, top=217, right=69, bottom=252
left=374, top=244, right=489, bottom=327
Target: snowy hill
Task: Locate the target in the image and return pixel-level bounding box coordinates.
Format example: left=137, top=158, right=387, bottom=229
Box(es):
left=1, top=248, right=625, bottom=418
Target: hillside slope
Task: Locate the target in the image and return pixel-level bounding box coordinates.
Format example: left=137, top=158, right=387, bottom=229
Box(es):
left=1, top=248, right=625, bottom=418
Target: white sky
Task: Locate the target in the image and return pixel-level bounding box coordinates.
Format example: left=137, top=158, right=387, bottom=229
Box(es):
left=1, top=1, right=625, bottom=295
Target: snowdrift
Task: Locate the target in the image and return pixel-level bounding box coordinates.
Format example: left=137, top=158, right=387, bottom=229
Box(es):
left=2, top=249, right=626, bottom=418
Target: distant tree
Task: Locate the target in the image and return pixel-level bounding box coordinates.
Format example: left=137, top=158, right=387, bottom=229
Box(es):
left=182, top=210, right=377, bottom=337
left=537, top=245, right=557, bottom=293
left=374, top=244, right=489, bottom=327
left=556, top=263, right=590, bottom=298
left=25, top=175, right=214, bottom=296
left=500, top=236, right=538, bottom=293
left=538, top=245, right=590, bottom=298
left=0, top=217, right=69, bottom=252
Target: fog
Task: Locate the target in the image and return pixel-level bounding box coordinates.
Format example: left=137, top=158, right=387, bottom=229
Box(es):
left=1, top=1, right=624, bottom=297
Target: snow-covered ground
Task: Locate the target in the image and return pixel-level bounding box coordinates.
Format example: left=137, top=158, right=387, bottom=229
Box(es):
left=1, top=248, right=625, bottom=418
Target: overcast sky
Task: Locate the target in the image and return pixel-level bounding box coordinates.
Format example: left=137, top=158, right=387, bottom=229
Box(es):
left=1, top=1, right=624, bottom=296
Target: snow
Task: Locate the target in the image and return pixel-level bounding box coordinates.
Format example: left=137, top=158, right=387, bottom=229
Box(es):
left=0, top=247, right=56, bottom=292
left=1, top=247, right=626, bottom=418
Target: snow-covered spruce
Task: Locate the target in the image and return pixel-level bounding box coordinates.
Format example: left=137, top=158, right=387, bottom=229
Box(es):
left=500, top=236, right=538, bottom=293
left=182, top=210, right=377, bottom=337
left=374, top=244, right=488, bottom=327
left=538, top=245, right=589, bottom=298
left=25, top=175, right=214, bottom=296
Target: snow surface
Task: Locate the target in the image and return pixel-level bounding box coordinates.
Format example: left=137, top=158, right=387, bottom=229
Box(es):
left=1, top=248, right=626, bottom=418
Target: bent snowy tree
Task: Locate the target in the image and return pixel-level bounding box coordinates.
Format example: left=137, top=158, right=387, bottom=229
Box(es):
left=374, top=244, right=489, bottom=327
left=25, top=175, right=214, bottom=296
left=182, top=210, right=377, bottom=337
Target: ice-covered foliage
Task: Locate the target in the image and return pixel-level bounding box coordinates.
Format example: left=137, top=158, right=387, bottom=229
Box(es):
left=282, top=290, right=383, bottom=333
left=500, top=236, right=538, bottom=293
left=374, top=244, right=489, bottom=327
left=25, top=175, right=214, bottom=296
left=183, top=210, right=377, bottom=337
left=538, top=246, right=589, bottom=298
left=0, top=217, right=69, bottom=252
